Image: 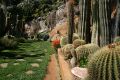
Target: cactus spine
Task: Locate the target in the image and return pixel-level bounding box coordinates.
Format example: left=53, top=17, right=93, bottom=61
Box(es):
left=75, top=44, right=99, bottom=67
left=88, top=44, right=120, bottom=80
left=67, top=1, right=74, bottom=44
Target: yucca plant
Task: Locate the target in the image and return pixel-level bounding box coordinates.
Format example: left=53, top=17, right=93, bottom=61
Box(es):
left=88, top=43, right=120, bottom=80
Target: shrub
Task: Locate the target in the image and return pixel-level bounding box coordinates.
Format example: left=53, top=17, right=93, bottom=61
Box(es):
left=88, top=43, right=120, bottom=80
left=72, top=39, right=86, bottom=48
left=17, top=37, right=26, bottom=43
left=0, top=35, right=18, bottom=49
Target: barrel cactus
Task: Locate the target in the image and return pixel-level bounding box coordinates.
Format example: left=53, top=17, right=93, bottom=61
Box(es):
left=62, top=44, right=74, bottom=60
left=75, top=44, right=100, bottom=67
left=72, top=39, right=86, bottom=48
left=114, top=36, right=120, bottom=43
left=60, top=36, right=68, bottom=47
left=88, top=43, right=120, bottom=80
left=73, top=33, right=80, bottom=41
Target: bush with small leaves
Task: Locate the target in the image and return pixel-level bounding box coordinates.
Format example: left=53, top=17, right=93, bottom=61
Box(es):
left=0, top=35, right=18, bottom=49
left=88, top=43, right=120, bottom=80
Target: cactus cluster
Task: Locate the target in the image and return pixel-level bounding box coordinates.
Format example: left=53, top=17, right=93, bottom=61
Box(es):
left=73, top=33, right=80, bottom=41
left=60, top=36, right=68, bottom=47
left=88, top=43, right=120, bottom=80
left=62, top=44, right=74, bottom=60
left=72, top=39, right=86, bottom=48
left=75, top=44, right=100, bottom=67
left=114, top=36, right=120, bottom=43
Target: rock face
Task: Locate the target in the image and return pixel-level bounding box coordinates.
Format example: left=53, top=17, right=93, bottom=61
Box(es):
left=24, top=19, right=41, bottom=39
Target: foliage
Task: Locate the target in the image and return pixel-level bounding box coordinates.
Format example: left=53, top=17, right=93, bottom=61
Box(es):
left=0, top=36, right=18, bottom=49
left=0, top=41, right=54, bottom=80
left=88, top=43, right=120, bottom=80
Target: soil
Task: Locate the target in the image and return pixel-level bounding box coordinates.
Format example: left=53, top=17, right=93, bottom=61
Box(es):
left=44, top=54, right=61, bottom=80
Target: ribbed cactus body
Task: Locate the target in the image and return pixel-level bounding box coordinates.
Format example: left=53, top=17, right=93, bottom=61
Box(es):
left=67, top=1, right=74, bottom=44
left=88, top=44, right=120, bottom=80
left=75, top=44, right=100, bottom=67
left=73, top=39, right=86, bottom=48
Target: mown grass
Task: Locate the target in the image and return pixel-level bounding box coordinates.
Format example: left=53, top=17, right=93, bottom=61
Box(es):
left=0, top=41, right=54, bottom=80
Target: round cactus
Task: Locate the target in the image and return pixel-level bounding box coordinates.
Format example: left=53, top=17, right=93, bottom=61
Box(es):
left=72, top=33, right=81, bottom=41
left=88, top=43, right=120, bottom=80
left=62, top=44, right=74, bottom=60
left=114, top=36, right=120, bottom=43
left=60, top=36, right=68, bottom=47
left=75, top=44, right=100, bottom=67
left=73, top=39, right=86, bottom=48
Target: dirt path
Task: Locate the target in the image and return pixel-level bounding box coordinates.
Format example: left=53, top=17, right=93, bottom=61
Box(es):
left=44, top=54, right=61, bottom=80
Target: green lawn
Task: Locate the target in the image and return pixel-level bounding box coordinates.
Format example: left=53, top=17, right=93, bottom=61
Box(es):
left=0, top=41, right=54, bottom=80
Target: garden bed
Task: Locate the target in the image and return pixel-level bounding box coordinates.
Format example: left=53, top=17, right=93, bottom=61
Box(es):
left=0, top=41, right=54, bottom=80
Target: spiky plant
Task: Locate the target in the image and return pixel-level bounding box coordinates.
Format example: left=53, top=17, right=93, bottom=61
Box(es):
left=60, top=36, right=68, bottom=47
left=75, top=44, right=100, bottom=67
left=67, top=1, right=74, bottom=44
left=88, top=43, right=120, bottom=80
left=72, top=39, right=86, bottom=48
left=114, top=36, right=120, bottom=43
left=72, top=33, right=81, bottom=41
left=62, top=44, right=74, bottom=60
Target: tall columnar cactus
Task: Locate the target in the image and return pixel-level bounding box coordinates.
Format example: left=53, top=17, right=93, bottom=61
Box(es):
left=67, top=1, right=74, bottom=44
left=88, top=43, right=120, bottom=80
left=115, top=0, right=120, bottom=37
left=75, top=44, right=100, bottom=66
left=78, top=0, right=91, bottom=43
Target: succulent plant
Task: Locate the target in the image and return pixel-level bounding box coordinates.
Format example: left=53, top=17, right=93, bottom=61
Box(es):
left=88, top=43, right=120, bottom=80
left=62, top=44, right=74, bottom=60
left=60, top=36, right=68, bottom=47
left=75, top=44, right=100, bottom=67
left=73, top=33, right=80, bottom=41
left=73, top=39, right=86, bottom=48
left=114, top=36, right=120, bottom=43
